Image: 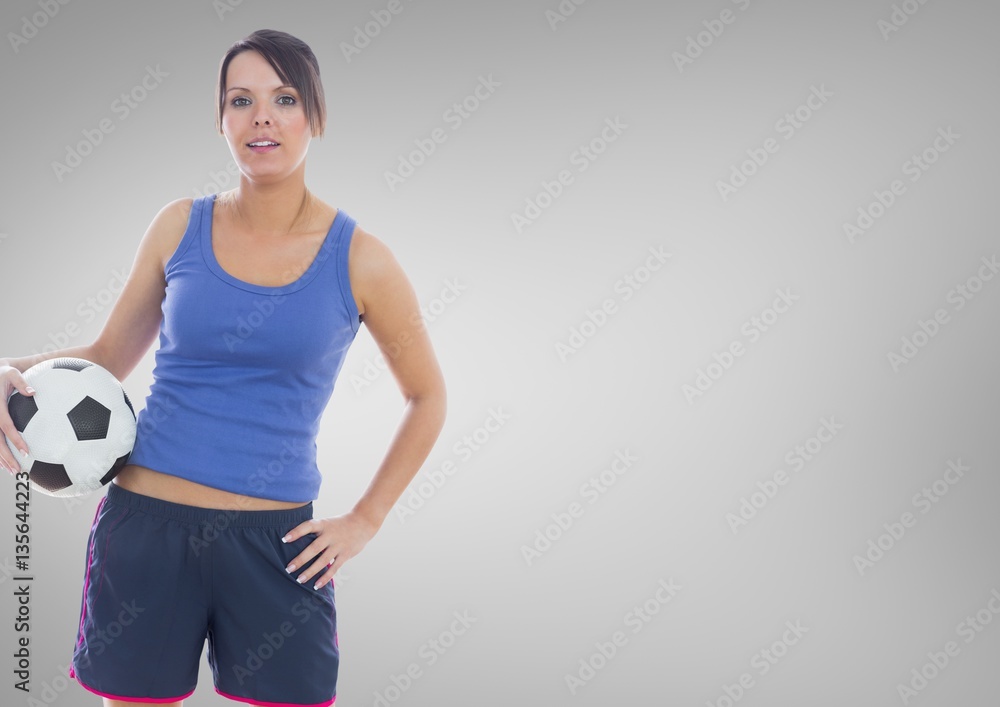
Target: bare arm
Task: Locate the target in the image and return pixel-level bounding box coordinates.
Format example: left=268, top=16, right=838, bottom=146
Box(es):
left=0, top=198, right=191, bottom=466
left=348, top=226, right=448, bottom=532
left=231, top=223, right=448, bottom=589
left=1, top=345, right=97, bottom=374
left=2, top=199, right=191, bottom=377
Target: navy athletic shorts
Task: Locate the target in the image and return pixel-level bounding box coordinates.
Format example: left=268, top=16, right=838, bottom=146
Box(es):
left=67, top=481, right=339, bottom=705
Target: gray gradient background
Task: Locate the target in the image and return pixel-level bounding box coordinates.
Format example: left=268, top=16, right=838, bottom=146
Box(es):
left=1, top=0, right=998, bottom=705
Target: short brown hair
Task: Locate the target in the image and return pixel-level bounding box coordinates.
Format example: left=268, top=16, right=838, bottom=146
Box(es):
left=215, top=29, right=326, bottom=138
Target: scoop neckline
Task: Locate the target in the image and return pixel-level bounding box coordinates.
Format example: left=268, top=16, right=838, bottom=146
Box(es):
left=201, top=192, right=343, bottom=295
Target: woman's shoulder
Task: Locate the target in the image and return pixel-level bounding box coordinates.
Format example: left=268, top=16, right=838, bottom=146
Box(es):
left=140, top=197, right=198, bottom=273
left=157, top=196, right=197, bottom=225
left=310, top=196, right=390, bottom=270
left=344, top=218, right=410, bottom=321
left=346, top=220, right=393, bottom=275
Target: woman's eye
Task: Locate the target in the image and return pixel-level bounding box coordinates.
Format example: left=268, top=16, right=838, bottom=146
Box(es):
left=231, top=95, right=296, bottom=107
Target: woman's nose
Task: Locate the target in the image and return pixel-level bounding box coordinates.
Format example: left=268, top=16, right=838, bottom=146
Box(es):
left=253, top=107, right=273, bottom=126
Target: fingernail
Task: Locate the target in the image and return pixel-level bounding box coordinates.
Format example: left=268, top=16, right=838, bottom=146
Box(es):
left=296, top=576, right=306, bottom=584
left=25, top=387, right=35, bottom=394
left=286, top=564, right=296, bottom=573
left=281, top=536, right=289, bottom=543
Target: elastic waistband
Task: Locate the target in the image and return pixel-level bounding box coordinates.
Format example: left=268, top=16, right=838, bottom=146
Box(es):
left=105, top=481, right=314, bottom=528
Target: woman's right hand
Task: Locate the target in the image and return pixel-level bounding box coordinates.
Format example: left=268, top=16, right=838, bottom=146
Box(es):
left=0, top=363, right=34, bottom=476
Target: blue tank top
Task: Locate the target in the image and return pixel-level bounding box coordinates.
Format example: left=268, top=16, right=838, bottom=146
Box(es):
left=127, top=193, right=362, bottom=502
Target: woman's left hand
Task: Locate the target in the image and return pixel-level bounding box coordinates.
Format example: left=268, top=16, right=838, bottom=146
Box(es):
left=281, top=511, right=379, bottom=590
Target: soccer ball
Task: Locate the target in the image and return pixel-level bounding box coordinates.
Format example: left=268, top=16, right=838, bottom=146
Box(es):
left=5, top=358, right=136, bottom=498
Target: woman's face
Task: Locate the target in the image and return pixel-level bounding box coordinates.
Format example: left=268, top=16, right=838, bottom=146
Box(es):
left=221, top=50, right=311, bottom=182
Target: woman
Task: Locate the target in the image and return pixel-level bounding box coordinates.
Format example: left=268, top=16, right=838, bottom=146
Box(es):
left=0, top=29, right=446, bottom=707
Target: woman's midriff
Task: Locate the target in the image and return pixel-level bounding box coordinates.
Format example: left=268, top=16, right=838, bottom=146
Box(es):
left=113, top=463, right=309, bottom=510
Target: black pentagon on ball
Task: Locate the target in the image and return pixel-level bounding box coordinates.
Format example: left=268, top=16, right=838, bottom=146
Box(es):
left=29, top=460, right=73, bottom=492
left=67, top=396, right=112, bottom=441
left=100, top=451, right=132, bottom=485
left=121, top=389, right=135, bottom=418
left=7, top=392, right=38, bottom=432
left=51, top=358, right=93, bottom=372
